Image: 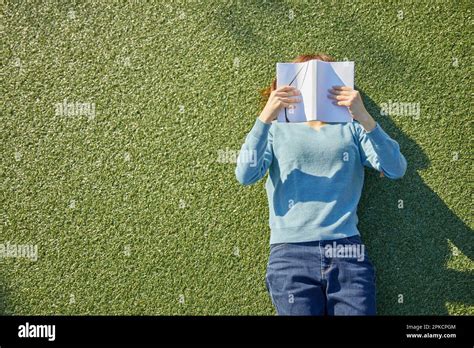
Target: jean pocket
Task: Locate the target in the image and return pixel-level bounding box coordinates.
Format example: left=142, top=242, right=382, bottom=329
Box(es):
left=269, top=243, right=290, bottom=253
left=339, top=234, right=362, bottom=245
left=264, top=273, right=276, bottom=307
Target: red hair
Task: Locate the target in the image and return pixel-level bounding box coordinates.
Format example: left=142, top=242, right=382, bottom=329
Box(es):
left=260, top=53, right=334, bottom=108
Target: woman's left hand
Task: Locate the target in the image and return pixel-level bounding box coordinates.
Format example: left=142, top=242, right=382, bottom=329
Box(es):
left=328, top=86, right=376, bottom=132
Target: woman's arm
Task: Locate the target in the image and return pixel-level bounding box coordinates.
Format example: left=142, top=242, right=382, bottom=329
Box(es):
left=235, top=118, right=273, bottom=185
left=329, top=86, right=407, bottom=179
left=354, top=121, right=408, bottom=179
left=235, top=85, right=301, bottom=185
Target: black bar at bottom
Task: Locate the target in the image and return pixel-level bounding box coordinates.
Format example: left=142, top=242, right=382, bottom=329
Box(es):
left=0, top=315, right=471, bottom=346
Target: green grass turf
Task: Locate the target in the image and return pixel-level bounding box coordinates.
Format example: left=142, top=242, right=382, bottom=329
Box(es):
left=1, top=0, right=472, bottom=315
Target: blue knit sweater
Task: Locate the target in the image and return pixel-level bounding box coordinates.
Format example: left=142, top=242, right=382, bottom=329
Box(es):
left=235, top=118, right=407, bottom=244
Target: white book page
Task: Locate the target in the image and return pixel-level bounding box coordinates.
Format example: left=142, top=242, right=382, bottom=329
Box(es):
left=316, top=61, right=354, bottom=123
left=276, top=61, right=314, bottom=122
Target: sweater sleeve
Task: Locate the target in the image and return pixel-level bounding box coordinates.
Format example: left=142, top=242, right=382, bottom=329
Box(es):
left=235, top=117, right=274, bottom=185
left=355, top=121, right=407, bottom=179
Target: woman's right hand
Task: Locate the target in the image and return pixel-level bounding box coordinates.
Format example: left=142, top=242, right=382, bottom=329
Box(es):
left=258, top=85, right=301, bottom=124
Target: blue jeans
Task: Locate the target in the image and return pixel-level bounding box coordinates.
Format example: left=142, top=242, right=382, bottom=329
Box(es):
left=265, top=234, right=376, bottom=315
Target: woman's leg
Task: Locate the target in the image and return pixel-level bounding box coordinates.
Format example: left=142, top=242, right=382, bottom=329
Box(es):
left=265, top=242, right=326, bottom=315
left=323, top=235, right=377, bottom=315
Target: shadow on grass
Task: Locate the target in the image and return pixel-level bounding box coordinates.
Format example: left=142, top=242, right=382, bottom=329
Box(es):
left=357, top=90, right=473, bottom=315
left=214, top=0, right=288, bottom=50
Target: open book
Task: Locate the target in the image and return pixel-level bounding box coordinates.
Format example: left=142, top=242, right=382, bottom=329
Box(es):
left=276, top=60, right=354, bottom=123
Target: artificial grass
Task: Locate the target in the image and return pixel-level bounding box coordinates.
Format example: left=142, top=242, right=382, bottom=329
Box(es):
left=1, top=0, right=472, bottom=315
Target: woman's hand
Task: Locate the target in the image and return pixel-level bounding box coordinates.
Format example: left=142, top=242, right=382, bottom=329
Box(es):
left=259, top=85, right=302, bottom=124
left=328, top=86, right=376, bottom=132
